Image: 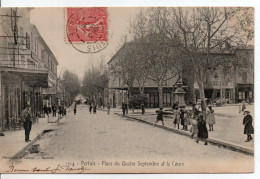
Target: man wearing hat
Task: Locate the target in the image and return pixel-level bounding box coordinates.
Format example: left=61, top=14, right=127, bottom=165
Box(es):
left=243, top=111, right=254, bottom=142
left=21, top=104, right=33, bottom=142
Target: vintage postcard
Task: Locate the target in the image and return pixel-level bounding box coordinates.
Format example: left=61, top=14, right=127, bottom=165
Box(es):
left=0, top=7, right=254, bottom=173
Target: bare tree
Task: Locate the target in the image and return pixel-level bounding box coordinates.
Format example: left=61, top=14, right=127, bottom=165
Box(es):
left=162, top=7, right=254, bottom=118
left=130, top=8, right=183, bottom=108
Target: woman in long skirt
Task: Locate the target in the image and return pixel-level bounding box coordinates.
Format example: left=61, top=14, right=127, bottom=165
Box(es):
left=206, top=106, right=216, bottom=131
left=196, top=114, right=208, bottom=145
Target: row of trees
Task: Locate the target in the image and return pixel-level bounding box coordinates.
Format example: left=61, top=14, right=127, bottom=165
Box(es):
left=81, top=60, right=108, bottom=106
left=62, top=70, right=81, bottom=106
left=110, top=7, right=254, bottom=118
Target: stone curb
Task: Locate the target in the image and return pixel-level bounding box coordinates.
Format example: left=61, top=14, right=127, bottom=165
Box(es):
left=113, top=113, right=254, bottom=156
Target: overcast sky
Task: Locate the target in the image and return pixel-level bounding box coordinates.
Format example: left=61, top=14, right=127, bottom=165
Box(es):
left=30, top=7, right=140, bottom=80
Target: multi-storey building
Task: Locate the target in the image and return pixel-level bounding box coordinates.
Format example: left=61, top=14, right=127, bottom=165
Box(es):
left=0, top=8, right=58, bottom=131
left=185, top=46, right=254, bottom=104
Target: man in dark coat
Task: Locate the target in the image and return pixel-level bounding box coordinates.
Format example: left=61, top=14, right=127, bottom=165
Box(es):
left=196, top=114, right=208, bottom=145
left=21, top=105, right=32, bottom=142
left=141, top=103, right=145, bottom=115
left=154, top=107, right=164, bottom=126
left=180, top=108, right=185, bottom=130
left=93, top=104, right=97, bottom=114
left=122, top=102, right=126, bottom=116
left=243, top=111, right=254, bottom=142
left=52, top=104, right=57, bottom=117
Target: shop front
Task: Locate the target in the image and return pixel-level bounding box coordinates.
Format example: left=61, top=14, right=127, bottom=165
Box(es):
left=0, top=67, right=48, bottom=131
left=236, top=84, right=254, bottom=103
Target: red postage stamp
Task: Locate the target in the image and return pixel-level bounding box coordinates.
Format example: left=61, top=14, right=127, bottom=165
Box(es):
left=66, top=7, right=108, bottom=42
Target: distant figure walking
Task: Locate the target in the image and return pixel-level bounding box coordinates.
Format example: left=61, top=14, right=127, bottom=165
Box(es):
left=63, top=106, right=67, bottom=116
left=58, top=105, right=63, bottom=117
left=52, top=104, right=57, bottom=117
left=107, top=103, right=111, bottom=115
left=173, top=107, right=180, bottom=129
left=93, top=104, right=97, bottom=114
left=122, top=102, right=126, bottom=116
left=154, top=107, right=164, bottom=126
left=89, top=104, right=92, bottom=114
left=141, top=103, right=145, bottom=115
left=74, top=103, right=77, bottom=115
left=243, top=111, right=254, bottom=142
left=43, top=104, right=49, bottom=117
left=183, top=109, right=189, bottom=131
left=206, top=106, right=216, bottom=131
left=180, top=108, right=185, bottom=130
left=124, top=103, right=128, bottom=115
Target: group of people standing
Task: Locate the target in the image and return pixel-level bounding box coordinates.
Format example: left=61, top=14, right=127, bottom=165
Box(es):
left=43, top=104, right=67, bottom=117
left=155, top=104, right=216, bottom=145
left=89, top=103, right=97, bottom=114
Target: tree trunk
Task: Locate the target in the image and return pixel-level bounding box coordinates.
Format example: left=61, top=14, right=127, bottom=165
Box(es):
left=158, top=80, right=163, bottom=108
left=197, top=80, right=207, bottom=120
left=233, top=65, right=237, bottom=103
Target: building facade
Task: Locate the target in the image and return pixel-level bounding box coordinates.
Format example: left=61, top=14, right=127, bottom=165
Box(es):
left=107, top=40, right=179, bottom=108
left=0, top=8, right=58, bottom=131
left=184, top=47, right=254, bottom=104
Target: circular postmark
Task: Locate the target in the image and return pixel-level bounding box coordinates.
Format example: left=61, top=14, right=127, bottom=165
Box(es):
left=66, top=8, right=109, bottom=53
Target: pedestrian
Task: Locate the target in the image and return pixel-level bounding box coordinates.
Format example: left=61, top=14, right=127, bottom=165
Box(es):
left=89, top=103, right=92, bottom=114
left=63, top=106, right=67, bottom=116
left=180, top=108, right=185, bottom=130
left=141, top=103, right=145, bottom=115
left=122, top=102, right=126, bottom=116
left=154, top=107, right=164, bottom=126
left=74, top=102, right=77, bottom=115
left=20, top=104, right=32, bottom=142
left=206, top=106, right=216, bottom=131
left=196, top=114, right=208, bottom=145
left=52, top=104, right=57, bottom=117
left=43, top=104, right=49, bottom=117
left=93, top=104, right=97, bottom=114
left=173, top=107, right=181, bottom=129
left=107, top=103, right=111, bottom=115
left=243, top=111, right=254, bottom=142
left=125, top=103, right=128, bottom=115
left=183, top=109, right=190, bottom=131
left=58, top=105, right=62, bottom=118
left=190, top=115, right=198, bottom=140
left=48, top=105, right=52, bottom=114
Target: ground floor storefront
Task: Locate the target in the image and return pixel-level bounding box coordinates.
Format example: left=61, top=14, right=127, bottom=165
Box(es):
left=107, top=87, right=173, bottom=108
left=0, top=67, right=53, bottom=132
left=193, top=83, right=253, bottom=104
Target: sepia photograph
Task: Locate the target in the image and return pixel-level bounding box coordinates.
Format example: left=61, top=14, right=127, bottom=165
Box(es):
left=0, top=7, right=255, bottom=173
